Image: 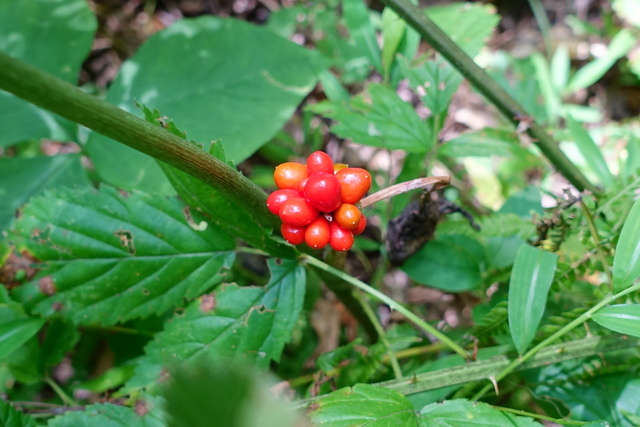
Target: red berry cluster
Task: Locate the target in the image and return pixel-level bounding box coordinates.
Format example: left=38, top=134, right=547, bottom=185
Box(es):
left=267, top=151, right=371, bottom=251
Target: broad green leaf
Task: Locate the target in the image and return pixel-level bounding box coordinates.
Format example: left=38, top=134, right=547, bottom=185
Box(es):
left=402, top=235, right=484, bottom=292
left=565, top=116, right=614, bottom=187
left=86, top=16, right=320, bottom=193
left=39, top=319, right=80, bottom=372
left=0, top=399, right=36, bottom=427
left=309, top=384, right=418, bottom=426
left=128, top=259, right=305, bottom=390
left=439, top=128, right=522, bottom=158
left=11, top=186, right=235, bottom=325
left=498, top=186, right=543, bottom=218
left=0, top=0, right=96, bottom=147
left=509, top=244, right=558, bottom=354
left=162, top=364, right=299, bottom=427
left=565, top=29, right=636, bottom=93
left=0, top=155, right=91, bottom=232
left=418, top=399, right=539, bottom=426
left=0, top=317, right=45, bottom=361
left=612, top=198, right=640, bottom=292
left=310, top=83, right=432, bottom=152
left=134, top=104, right=294, bottom=258
left=342, top=0, right=381, bottom=72
left=48, top=399, right=165, bottom=427
left=592, top=305, right=640, bottom=337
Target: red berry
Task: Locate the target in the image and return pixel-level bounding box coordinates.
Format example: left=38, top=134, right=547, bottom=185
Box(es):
left=306, top=151, right=334, bottom=175
left=353, top=214, right=367, bottom=236
left=335, top=168, right=371, bottom=204
left=305, top=216, right=331, bottom=249
left=330, top=221, right=354, bottom=252
left=304, top=172, right=342, bottom=213
left=266, top=189, right=301, bottom=215
left=274, top=162, right=308, bottom=190
left=279, top=197, right=319, bottom=227
left=334, top=203, right=362, bottom=230
left=281, top=223, right=306, bottom=245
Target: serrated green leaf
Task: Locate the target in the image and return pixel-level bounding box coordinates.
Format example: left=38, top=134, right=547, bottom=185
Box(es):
left=11, top=186, right=235, bottom=325
left=309, top=384, right=418, bottom=427
left=0, top=399, right=36, bottom=427
left=565, top=29, right=636, bottom=94
left=0, top=0, right=96, bottom=147
left=592, top=305, right=640, bottom=337
left=439, top=128, right=522, bottom=158
left=343, top=0, right=381, bottom=72
left=509, top=244, right=558, bottom=354
left=565, top=116, right=614, bottom=187
left=402, top=235, right=484, bottom=292
left=48, top=399, right=165, bottom=427
left=0, top=155, right=91, bottom=232
left=127, top=259, right=305, bottom=391
left=0, top=317, right=45, bottom=361
left=613, top=198, right=640, bottom=292
left=418, top=399, right=539, bottom=426
left=310, top=83, right=432, bottom=152
left=86, top=16, right=320, bottom=193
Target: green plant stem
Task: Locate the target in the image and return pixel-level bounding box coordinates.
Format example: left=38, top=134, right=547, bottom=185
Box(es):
left=492, top=404, right=591, bottom=426
left=580, top=199, right=614, bottom=289
left=376, top=0, right=597, bottom=193
left=471, top=281, right=640, bottom=400
left=360, top=296, right=404, bottom=379
left=0, top=51, right=279, bottom=231
left=302, top=254, right=470, bottom=359
left=45, top=377, right=79, bottom=407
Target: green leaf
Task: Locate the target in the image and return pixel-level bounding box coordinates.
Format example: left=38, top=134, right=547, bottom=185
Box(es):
left=418, top=399, right=539, bottom=426
left=310, top=83, right=432, bottom=152
left=402, top=235, right=484, bottom=292
left=565, top=29, right=636, bottom=93
left=0, top=155, right=91, bottom=232
left=498, top=186, right=543, bottom=218
left=342, top=0, right=381, bottom=72
left=0, top=399, right=36, bottom=427
left=39, top=319, right=80, bottom=372
left=613, top=198, right=640, bottom=292
left=565, top=116, right=614, bottom=187
left=592, top=305, right=640, bottom=337
left=0, top=0, right=96, bottom=147
left=382, top=8, right=406, bottom=81
left=162, top=364, right=299, bottom=427
left=86, top=16, right=320, bottom=193
left=128, top=259, right=305, bottom=390
left=308, top=384, right=418, bottom=426
left=509, top=244, right=558, bottom=354
left=48, top=399, right=165, bottom=427
left=0, top=317, right=45, bottom=361
left=11, top=186, right=235, bottom=325
left=439, top=128, right=522, bottom=158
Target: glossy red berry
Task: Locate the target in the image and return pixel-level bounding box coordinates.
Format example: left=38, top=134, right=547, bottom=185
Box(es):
left=279, top=197, right=319, bottom=227
left=334, top=203, right=362, bottom=230
left=274, top=162, right=308, bottom=190
left=281, top=223, right=306, bottom=245
left=304, top=216, right=331, bottom=249
left=335, top=168, right=371, bottom=204
left=267, top=189, right=301, bottom=215
left=304, top=172, right=342, bottom=213
left=353, top=214, right=366, bottom=235
left=330, top=221, right=354, bottom=252
left=306, top=151, right=334, bottom=175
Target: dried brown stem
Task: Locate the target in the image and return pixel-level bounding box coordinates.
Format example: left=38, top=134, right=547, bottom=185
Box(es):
left=359, top=176, right=451, bottom=209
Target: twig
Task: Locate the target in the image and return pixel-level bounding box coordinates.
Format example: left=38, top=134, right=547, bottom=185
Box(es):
left=360, top=176, right=451, bottom=209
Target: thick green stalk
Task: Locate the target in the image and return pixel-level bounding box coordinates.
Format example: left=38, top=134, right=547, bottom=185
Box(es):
left=0, top=51, right=279, bottom=231
left=377, top=0, right=598, bottom=193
